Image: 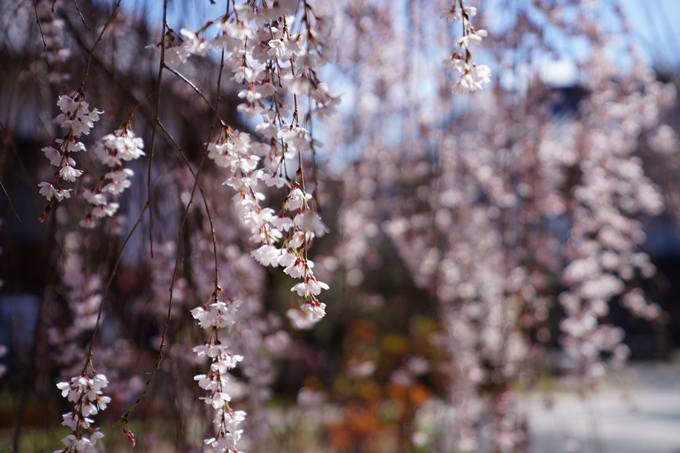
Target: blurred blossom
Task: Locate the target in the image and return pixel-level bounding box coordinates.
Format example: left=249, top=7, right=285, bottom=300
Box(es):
left=297, top=387, right=326, bottom=407
left=263, top=331, right=291, bottom=355
left=347, top=360, right=376, bottom=379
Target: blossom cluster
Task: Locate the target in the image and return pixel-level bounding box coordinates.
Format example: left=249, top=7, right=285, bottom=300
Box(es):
left=191, top=294, right=247, bottom=453
left=39, top=95, right=102, bottom=208
left=441, top=3, right=491, bottom=93
left=167, top=1, right=337, bottom=326
left=54, top=373, right=110, bottom=453
left=185, top=165, right=291, bottom=442
left=81, top=123, right=145, bottom=228
left=172, top=4, right=339, bottom=448
left=206, top=127, right=329, bottom=323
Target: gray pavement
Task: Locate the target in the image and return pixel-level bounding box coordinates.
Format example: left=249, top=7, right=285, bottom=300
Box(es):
left=520, top=363, right=680, bottom=453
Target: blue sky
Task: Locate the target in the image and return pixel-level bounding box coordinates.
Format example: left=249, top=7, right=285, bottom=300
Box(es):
left=126, top=0, right=680, bottom=70
left=620, top=0, right=680, bottom=68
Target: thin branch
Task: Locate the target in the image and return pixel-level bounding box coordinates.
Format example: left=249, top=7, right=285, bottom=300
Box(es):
left=125, top=90, right=157, bottom=123
left=207, top=48, right=228, bottom=289
left=77, top=0, right=122, bottom=94
left=82, top=203, right=149, bottom=371
left=31, top=0, right=51, bottom=68
left=0, top=122, right=41, bottom=210
left=9, top=142, right=42, bottom=201
left=146, top=0, right=170, bottom=259
left=0, top=181, right=22, bottom=224
left=156, top=121, right=197, bottom=175
left=163, top=65, right=228, bottom=127
left=116, top=181, right=194, bottom=430
left=157, top=119, right=220, bottom=283
left=71, top=0, right=91, bottom=31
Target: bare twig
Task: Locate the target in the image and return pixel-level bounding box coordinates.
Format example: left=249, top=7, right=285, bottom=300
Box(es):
left=163, top=66, right=228, bottom=127
left=9, top=142, right=41, bottom=201
left=116, top=187, right=194, bottom=428
left=82, top=203, right=149, bottom=371
left=146, top=0, right=170, bottom=259
left=116, top=133, right=212, bottom=430
left=71, top=0, right=90, bottom=30
left=157, top=119, right=220, bottom=285
left=206, top=48, right=228, bottom=289
left=0, top=181, right=22, bottom=224
left=31, top=0, right=51, bottom=68
left=157, top=121, right=199, bottom=176
left=125, top=90, right=157, bottom=124
left=77, top=0, right=122, bottom=94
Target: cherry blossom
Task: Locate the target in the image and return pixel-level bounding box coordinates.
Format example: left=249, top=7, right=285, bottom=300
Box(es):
left=442, top=1, right=491, bottom=93
left=191, top=292, right=247, bottom=453
left=38, top=95, right=102, bottom=213
left=54, top=373, right=110, bottom=453
left=82, top=124, right=145, bottom=228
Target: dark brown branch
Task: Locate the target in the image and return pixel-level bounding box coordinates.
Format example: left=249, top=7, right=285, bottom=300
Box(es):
left=77, top=0, right=122, bottom=94
left=157, top=119, right=220, bottom=284
left=83, top=203, right=149, bottom=371
left=163, top=65, right=228, bottom=128
left=0, top=181, right=22, bottom=224
left=71, top=0, right=90, bottom=31
left=125, top=91, right=157, bottom=124
left=8, top=142, right=42, bottom=201
left=31, top=0, right=51, bottom=68
left=206, top=48, right=228, bottom=290
left=156, top=121, right=198, bottom=176
left=146, top=0, right=169, bottom=259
